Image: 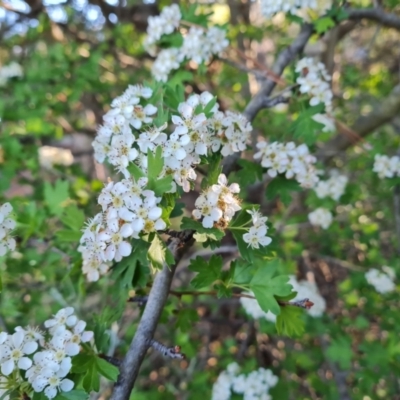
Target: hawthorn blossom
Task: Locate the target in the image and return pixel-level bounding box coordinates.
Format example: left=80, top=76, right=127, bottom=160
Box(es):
left=373, top=154, right=400, bottom=178
left=0, top=331, right=38, bottom=375
left=365, top=267, right=396, bottom=294
left=308, top=207, right=333, bottom=229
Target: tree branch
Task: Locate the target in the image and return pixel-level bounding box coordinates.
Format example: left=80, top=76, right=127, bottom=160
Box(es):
left=223, top=23, right=314, bottom=175
left=316, top=84, right=400, bottom=163
left=110, top=231, right=194, bottom=400
left=347, top=8, right=400, bottom=30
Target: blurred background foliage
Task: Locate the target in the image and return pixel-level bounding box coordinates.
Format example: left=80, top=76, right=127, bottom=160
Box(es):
left=1, top=0, right=400, bottom=399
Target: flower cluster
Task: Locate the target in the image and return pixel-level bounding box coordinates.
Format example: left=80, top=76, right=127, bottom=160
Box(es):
left=243, top=209, right=272, bottom=249
left=314, top=171, right=348, bottom=201
left=365, top=267, right=396, bottom=294
left=260, top=0, right=332, bottom=19
left=373, top=154, right=400, bottom=178
left=296, top=57, right=334, bottom=132
left=241, top=276, right=326, bottom=320
left=0, top=62, right=23, bottom=86
left=79, top=177, right=166, bottom=281
left=193, top=174, right=241, bottom=229
left=0, top=203, right=16, bottom=257
left=211, top=362, right=278, bottom=400
left=92, top=86, right=251, bottom=194
left=254, top=141, right=319, bottom=188
left=308, top=207, right=332, bottom=229
left=143, top=5, right=229, bottom=81
left=0, top=307, right=93, bottom=399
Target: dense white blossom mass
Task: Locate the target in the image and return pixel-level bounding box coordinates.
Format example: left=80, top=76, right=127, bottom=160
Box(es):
left=143, top=4, right=229, bottom=81
left=211, top=362, right=278, bottom=400
left=373, top=154, right=400, bottom=178
left=0, top=307, right=93, bottom=399
left=314, top=171, right=348, bottom=201
left=365, top=267, right=396, bottom=294
left=254, top=141, right=319, bottom=188
left=308, top=207, right=333, bottom=229
left=260, top=0, right=332, bottom=20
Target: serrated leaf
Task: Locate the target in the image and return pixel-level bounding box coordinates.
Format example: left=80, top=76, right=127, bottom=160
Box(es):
left=290, top=103, right=325, bottom=145
left=60, top=205, right=85, bottom=231
left=43, top=179, right=70, bottom=216
left=82, top=362, right=100, bottom=393
left=233, top=259, right=254, bottom=285
left=235, top=159, right=263, bottom=186
left=126, top=162, right=146, bottom=181
left=147, top=176, right=173, bottom=197
left=265, top=176, right=302, bottom=206
left=95, top=357, right=119, bottom=382
left=276, top=305, right=305, bottom=337
left=148, top=235, right=174, bottom=269
left=170, top=202, right=185, bottom=218
left=228, top=206, right=254, bottom=262
left=72, top=354, right=93, bottom=374
left=188, top=255, right=223, bottom=288
left=250, top=260, right=292, bottom=315
left=201, top=154, right=222, bottom=189
left=147, top=146, right=164, bottom=179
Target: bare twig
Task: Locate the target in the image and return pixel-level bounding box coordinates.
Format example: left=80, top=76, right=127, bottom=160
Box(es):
left=110, top=231, right=194, bottom=400
left=149, top=339, right=186, bottom=360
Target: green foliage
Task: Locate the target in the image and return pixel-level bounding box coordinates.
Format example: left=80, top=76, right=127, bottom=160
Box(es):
left=276, top=305, right=305, bottom=337
left=43, top=180, right=70, bottom=216
left=289, top=103, right=325, bottom=145
left=266, top=176, right=302, bottom=206
left=188, top=255, right=223, bottom=289
left=314, top=17, right=336, bottom=34
left=250, top=260, right=292, bottom=315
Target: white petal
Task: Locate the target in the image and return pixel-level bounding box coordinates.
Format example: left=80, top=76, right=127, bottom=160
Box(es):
left=60, top=379, right=74, bottom=393
left=23, top=341, right=38, bottom=354
left=0, top=203, right=12, bottom=217
left=202, top=216, right=214, bottom=228
left=81, top=331, right=94, bottom=343
left=12, top=331, right=24, bottom=349
left=45, top=386, right=58, bottom=399
left=118, top=242, right=132, bottom=257
left=18, top=356, right=32, bottom=370
left=65, top=342, right=80, bottom=356
left=1, top=359, right=15, bottom=375
left=148, top=207, right=162, bottom=220
left=154, top=219, right=166, bottom=230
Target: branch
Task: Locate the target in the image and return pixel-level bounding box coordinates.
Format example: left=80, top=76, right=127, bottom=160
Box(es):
left=110, top=231, right=194, bottom=400
left=316, top=84, right=400, bottom=163
left=347, top=8, right=400, bottom=30
left=223, top=23, right=314, bottom=175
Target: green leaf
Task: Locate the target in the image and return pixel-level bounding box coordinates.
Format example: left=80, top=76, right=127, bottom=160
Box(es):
left=276, top=305, right=305, bottom=337
left=289, top=103, right=325, bottom=145
left=55, top=230, right=82, bottom=242
left=176, top=308, right=199, bottom=332
left=60, top=205, right=85, bottom=231
left=82, top=361, right=100, bottom=393
left=95, top=357, right=119, bottom=382
left=188, top=255, right=223, bottom=288
left=147, top=146, right=164, bottom=179
left=126, top=163, right=146, bottom=181
left=235, top=159, right=263, bottom=186
left=170, top=202, right=185, bottom=218
left=233, top=259, right=254, bottom=285
left=43, top=179, right=70, bottom=216
left=148, top=235, right=174, bottom=269
left=250, top=260, right=292, bottom=315
left=326, top=336, right=352, bottom=369
left=314, top=17, right=336, bottom=34
left=57, top=390, right=88, bottom=400
left=265, top=176, right=302, bottom=206
left=228, top=206, right=254, bottom=262
left=203, top=97, right=217, bottom=118
left=111, top=239, right=150, bottom=288
left=147, top=176, right=173, bottom=197
left=72, top=354, right=93, bottom=374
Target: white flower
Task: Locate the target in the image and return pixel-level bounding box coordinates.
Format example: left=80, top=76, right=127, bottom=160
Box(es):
left=373, top=154, right=400, bottom=178
left=365, top=267, right=396, bottom=294
left=0, top=331, right=38, bottom=375
left=243, top=225, right=272, bottom=249
left=0, top=203, right=16, bottom=257
left=308, top=207, right=332, bottom=229
left=192, top=192, right=222, bottom=228
left=314, top=171, right=348, bottom=201
left=44, top=307, right=77, bottom=333
left=152, top=48, right=182, bottom=82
